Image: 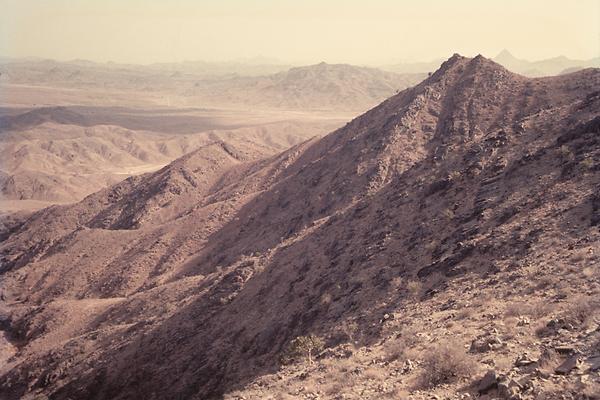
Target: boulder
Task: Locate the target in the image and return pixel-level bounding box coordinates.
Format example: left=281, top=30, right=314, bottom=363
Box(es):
left=497, top=381, right=520, bottom=399
left=478, top=370, right=498, bottom=393
left=555, top=354, right=581, bottom=375
left=587, top=355, right=600, bottom=372
left=515, top=353, right=537, bottom=367
left=554, top=345, right=576, bottom=355
left=470, top=335, right=504, bottom=353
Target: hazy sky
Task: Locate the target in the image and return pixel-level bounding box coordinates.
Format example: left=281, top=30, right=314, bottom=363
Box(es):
left=1, top=0, right=598, bottom=65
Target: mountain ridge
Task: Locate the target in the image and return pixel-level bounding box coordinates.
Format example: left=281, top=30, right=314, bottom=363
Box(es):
left=1, top=60, right=425, bottom=112
left=1, top=54, right=599, bottom=399
left=491, top=49, right=600, bottom=77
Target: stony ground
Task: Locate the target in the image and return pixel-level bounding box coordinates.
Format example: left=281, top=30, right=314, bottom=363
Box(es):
left=223, top=246, right=600, bottom=399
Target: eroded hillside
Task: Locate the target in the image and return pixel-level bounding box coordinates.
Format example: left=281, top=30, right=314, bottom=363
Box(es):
left=1, top=55, right=599, bottom=399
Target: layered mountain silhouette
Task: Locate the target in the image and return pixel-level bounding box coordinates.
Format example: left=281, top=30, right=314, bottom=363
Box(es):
left=385, top=50, right=600, bottom=78
left=184, top=62, right=425, bottom=111
left=1, top=60, right=424, bottom=111
left=493, top=49, right=600, bottom=76
left=1, top=54, right=599, bottom=399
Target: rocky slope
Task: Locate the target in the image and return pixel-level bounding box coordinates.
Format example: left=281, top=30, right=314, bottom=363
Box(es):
left=0, top=55, right=599, bottom=399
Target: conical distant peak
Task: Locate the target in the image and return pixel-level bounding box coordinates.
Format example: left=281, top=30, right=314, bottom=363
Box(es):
left=496, top=49, right=514, bottom=58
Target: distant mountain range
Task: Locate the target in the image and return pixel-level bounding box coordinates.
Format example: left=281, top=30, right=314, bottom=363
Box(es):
left=383, top=50, right=600, bottom=77
left=493, top=49, right=600, bottom=76
left=0, top=59, right=425, bottom=111
left=184, top=62, right=426, bottom=111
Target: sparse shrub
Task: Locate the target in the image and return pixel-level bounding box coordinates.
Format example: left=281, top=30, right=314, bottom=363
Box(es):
left=455, top=308, right=472, bottom=320
left=387, top=324, right=422, bottom=363
left=390, top=276, right=403, bottom=289
left=441, top=208, right=455, bottom=220
left=425, top=239, right=440, bottom=253
left=448, top=170, right=461, bottom=181
left=281, top=335, right=325, bottom=365
left=320, top=293, right=332, bottom=305
left=322, top=357, right=356, bottom=375
left=559, top=145, right=574, bottom=161
left=467, top=165, right=483, bottom=177
left=535, top=296, right=598, bottom=338
left=419, top=342, right=476, bottom=388
left=537, top=381, right=600, bottom=400
left=563, top=295, right=598, bottom=328
left=322, top=382, right=344, bottom=396
left=362, top=366, right=381, bottom=380
left=583, top=266, right=596, bottom=278
left=504, top=300, right=552, bottom=319
left=535, top=275, right=555, bottom=290
left=406, top=280, right=422, bottom=299
left=385, top=337, right=408, bottom=362
left=580, top=156, right=595, bottom=170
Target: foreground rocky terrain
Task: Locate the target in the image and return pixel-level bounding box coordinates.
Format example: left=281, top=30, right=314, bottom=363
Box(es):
left=0, top=54, right=599, bottom=399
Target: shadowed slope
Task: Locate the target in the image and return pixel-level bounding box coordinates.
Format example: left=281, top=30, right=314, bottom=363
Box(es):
left=1, top=55, right=599, bottom=399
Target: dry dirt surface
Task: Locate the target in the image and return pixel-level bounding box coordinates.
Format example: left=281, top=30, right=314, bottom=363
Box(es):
left=1, top=55, right=599, bottom=400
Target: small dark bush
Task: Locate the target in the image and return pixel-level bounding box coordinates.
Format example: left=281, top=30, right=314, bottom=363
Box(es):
left=419, top=342, right=476, bottom=388
left=280, top=335, right=325, bottom=365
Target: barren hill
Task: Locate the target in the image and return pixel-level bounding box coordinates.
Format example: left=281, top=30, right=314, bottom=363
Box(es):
left=1, top=55, right=599, bottom=399
left=0, top=107, right=345, bottom=207
left=185, top=63, right=425, bottom=111
left=1, top=59, right=424, bottom=111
